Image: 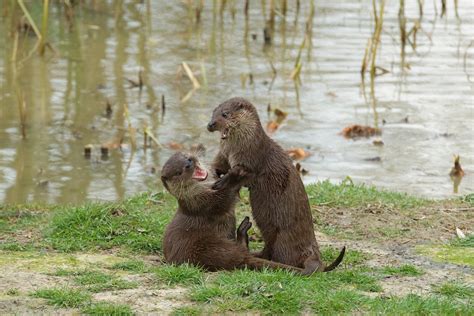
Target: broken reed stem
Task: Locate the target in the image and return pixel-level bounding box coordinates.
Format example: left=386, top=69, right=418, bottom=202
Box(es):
left=39, top=0, right=49, bottom=56
left=269, top=0, right=275, bottom=29
left=398, top=0, right=406, bottom=68
left=16, top=90, right=27, bottom=139
left=360, top=38, right=371, bottom=79
left=244, top=0, right=249, bottom=17
left=291, top=36, right=306, bottom=80
left=440, top=0, right=446, bottom=17
left=182, top=62, right=201, bottom=89
left=144, top=127, right=162, bottom=148
left=11, top=31, right=19, bottom=62
left=454, top=0, right=459, bottom=18
left=17, top=0, right=41, bottom=38
left=123, top=104, right=136, bottom=150
left=370, top=0, right=385, bottom=83
left=281, top=0, right=287, bottom=16
left=417, top=0, right=424, bottom=19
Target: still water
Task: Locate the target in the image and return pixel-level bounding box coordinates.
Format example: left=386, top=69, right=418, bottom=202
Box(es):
left=0, top=1, right=472, bottom=204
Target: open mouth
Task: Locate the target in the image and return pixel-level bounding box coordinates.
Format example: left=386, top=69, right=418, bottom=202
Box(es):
left=192, top=165, right=208, bottom=181
left=221, top=128, right=229, bottom=140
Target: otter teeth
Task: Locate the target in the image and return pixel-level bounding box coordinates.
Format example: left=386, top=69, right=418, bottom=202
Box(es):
left=221, top=129, right=228, bottom=139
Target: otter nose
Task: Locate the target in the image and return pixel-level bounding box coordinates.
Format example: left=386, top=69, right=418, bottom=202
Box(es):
left=207, top=121, right=216, bottom=131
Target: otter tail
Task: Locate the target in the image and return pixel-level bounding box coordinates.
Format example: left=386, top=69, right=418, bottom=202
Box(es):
left=323, top=246, right=346, bottom=272
left=245, top=257, right=304, bottom=274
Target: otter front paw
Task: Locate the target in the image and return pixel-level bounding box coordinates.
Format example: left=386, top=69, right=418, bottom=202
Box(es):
left=211, top=174, right=230, bottom=190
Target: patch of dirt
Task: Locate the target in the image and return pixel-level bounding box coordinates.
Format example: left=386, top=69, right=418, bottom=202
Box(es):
left=0, top=266, right=72, bottom=315
left=93, top=286, right=189, bottom=314
left=314, top=203, right=474, bottom=244
left=318, top=237, right=473, bottom=297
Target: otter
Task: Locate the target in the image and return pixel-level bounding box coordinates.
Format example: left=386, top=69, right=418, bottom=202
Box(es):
left=207, top=97, right=345, bottom=273
left=161, top=152, right=306, bottom=273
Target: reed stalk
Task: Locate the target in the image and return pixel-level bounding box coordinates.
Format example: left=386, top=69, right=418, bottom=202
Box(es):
left=39, top=0, right=49, bottom=56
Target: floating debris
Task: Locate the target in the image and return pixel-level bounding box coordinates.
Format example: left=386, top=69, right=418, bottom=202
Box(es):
left=450, top=155, right=465, bottom=194
left=341, top=125, right=382, bottom=139
left=126, top=70, right=143, bottom=90
left=449, top=155, right=465, bottom=178
left=295, top=163, right=309, bottom=175
left=105, top=100, right=113, bottom=118
left=84, top=144, right=93, bottom=158
left=100, top=145, right=109, bottom=158
left=266, top=121, right=279, bottom=134
left=373, top=139, right=384, bottom=146
left=263, top=26, right=272, bottom=45
left=166, top=142, right=184, bottom=150
left=364, top=156, right=382, bottom=162
left=287, top=148, right=310, bottom=161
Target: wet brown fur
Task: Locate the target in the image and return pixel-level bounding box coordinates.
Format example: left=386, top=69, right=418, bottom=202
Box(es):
left=208, top=97, right=345, bottom=273
left=161, top=152, right=304, bottom=273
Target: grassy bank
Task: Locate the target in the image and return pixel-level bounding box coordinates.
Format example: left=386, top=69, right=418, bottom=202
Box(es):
left=1, top=181, right=473, bottom=314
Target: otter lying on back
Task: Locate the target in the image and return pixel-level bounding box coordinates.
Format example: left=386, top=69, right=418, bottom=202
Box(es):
left=207, top=97, right=345, bottom=274
left=161, top=152, right=305, bottom=273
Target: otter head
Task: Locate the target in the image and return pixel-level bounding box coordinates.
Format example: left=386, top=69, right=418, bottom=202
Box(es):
left=161, top=152, right=208, bottom=198
left=207, top=97, right=260, bottom=140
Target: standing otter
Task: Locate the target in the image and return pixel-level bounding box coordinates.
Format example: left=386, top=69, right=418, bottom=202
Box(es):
left=207, top=97, right=345, bottom=273
left=161, top=152, right=306, bottom=273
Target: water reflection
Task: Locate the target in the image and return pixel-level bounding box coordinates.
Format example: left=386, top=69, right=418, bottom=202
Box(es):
left=0, top=0, right=472, bottom=204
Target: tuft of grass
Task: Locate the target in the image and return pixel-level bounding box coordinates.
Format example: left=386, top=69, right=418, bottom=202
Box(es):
left=450, top=234, right=474, bottom=248
left=154, top=264, right=204, bottom=286
left=416, top=245, right=474, bottom=267
left=32, top=288, right=91, bottom=308
left=110, top=260, right=148, bottom=273
left=6, top=288, right=20, bottom=296
left=381, top=264, right=424, bottom=277
left=52, top=269, right=138, bottom=293
left=171, top=306, right=202, bottom=316
left=0, top=241, right=35, bottom=251
left=321, top=247, right=369, bottom=266
left=307, top=180, right=427, bottom=209
left=44, top=192, right=175, bottom=253
left=367, top=294, right=472, bottom=315
left=434, top=282, right=474, bottom=299
left=73, top=270, right=138, bottom=293
left=81, top=302, right=134, bottom=315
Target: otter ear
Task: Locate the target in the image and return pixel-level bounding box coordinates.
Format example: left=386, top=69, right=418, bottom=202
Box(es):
left=237, top=102, right=245, bottom=110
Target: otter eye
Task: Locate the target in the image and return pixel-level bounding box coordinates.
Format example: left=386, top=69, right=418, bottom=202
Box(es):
left=222, top=112, right=229, bottom=118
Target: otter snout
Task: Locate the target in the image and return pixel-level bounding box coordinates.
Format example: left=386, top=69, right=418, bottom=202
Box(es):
left=207, top=121, right=217, bottom=132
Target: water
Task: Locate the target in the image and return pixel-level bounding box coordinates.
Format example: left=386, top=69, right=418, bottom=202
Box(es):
left=0, top=0, right=472, bottom=204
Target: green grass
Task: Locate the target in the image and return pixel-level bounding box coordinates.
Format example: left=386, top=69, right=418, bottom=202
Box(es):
left=306, top=180, right=427, bottom=209
left=190, top=267, right=383, bottom=314
left=44, top=192, right=175, bottom=253
left=171, top=306, right=202, bottom=316
left=451, top=234, right=474, bottom=248
left=81, top=302, right=134, bottom=315
left=434, top=282, right=474, bottom=299
left=110, top=260, right=148, bottom=273
left=381, top=264, right=424, bottom=277
left=154, top=264, right=204, bottom=286
left=54, top=270, right=138, bottom=293
left=32, top=288, right=91, bottom=308
left=367, top=294, right=472, bottom=315
left=321, top=247, right=369, bottom=266
left=0, top=241, right=36, bottom=251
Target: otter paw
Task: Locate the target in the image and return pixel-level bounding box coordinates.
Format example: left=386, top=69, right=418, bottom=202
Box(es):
left=212, top=175, right=229, bottom=190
